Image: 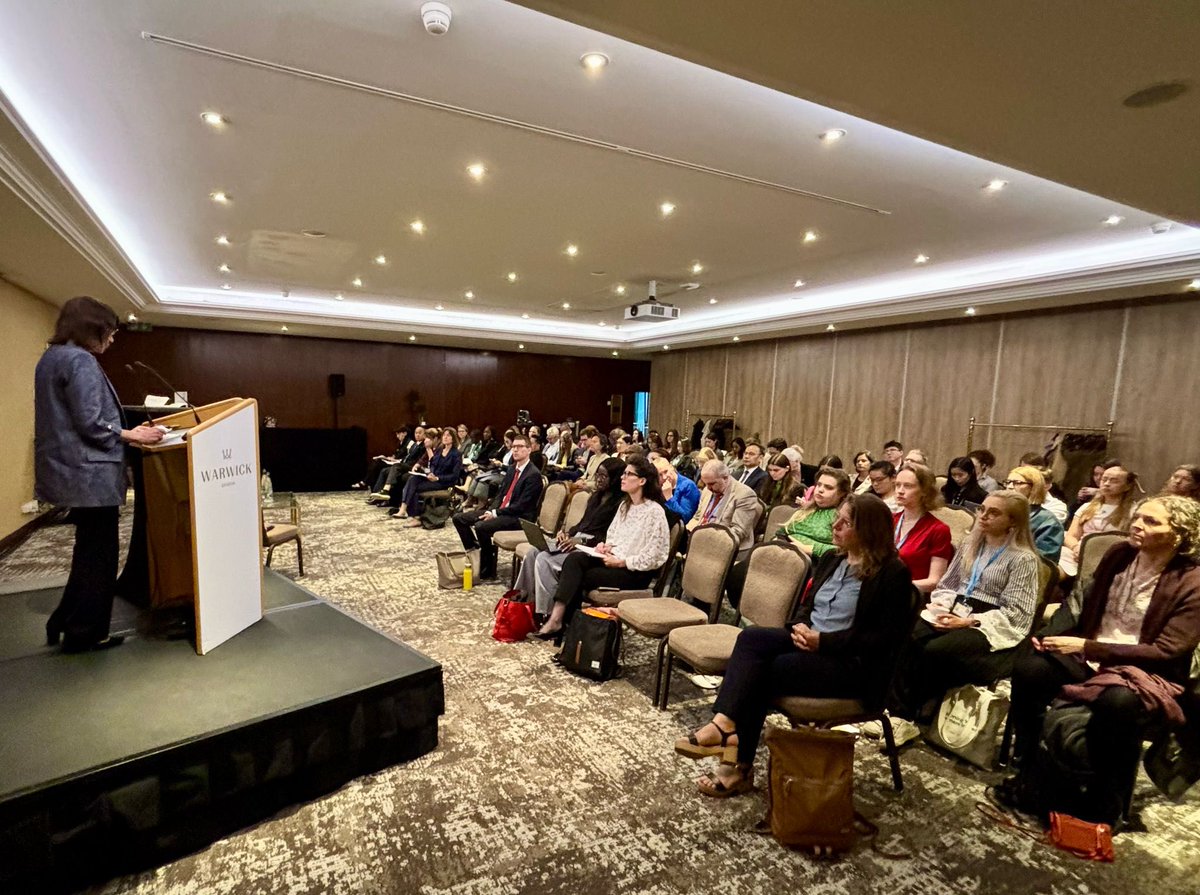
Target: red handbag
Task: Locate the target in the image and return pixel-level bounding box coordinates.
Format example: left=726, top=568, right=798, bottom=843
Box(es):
left=491, top=590, right=535, bottom=642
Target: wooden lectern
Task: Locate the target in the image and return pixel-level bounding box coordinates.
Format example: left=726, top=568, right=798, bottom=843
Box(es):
left=137, top=398, right=264, bottom=654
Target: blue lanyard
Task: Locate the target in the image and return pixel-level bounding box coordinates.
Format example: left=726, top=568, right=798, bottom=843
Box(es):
left=965, top=545, right=1007, bottom=598
left=894, top=514, right=918, bottom=550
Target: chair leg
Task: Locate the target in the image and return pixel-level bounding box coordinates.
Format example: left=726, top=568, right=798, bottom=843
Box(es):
left=652, top=638, right=668, bottom=706
left=878, top=713, right=904, bottom=792
left=296, top=538, right=304, bottom=576
left=510, top=555, right=521, bottom=589
left=265, top=544, right=275, bottom=567
left=659, top=648, right=674, bottom=710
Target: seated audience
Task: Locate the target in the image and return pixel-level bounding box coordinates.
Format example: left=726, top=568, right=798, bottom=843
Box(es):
left=702, top=433, right=724, bottom=460
left=672, top=439, right=698, bottom=481
left=882, top=440, right=905, bottom=469
left=969, top=449, right=1001, bottom=493
left=515, top=458, right=625, bottom=619
left=542, top=425, right=561, bottom=465
left=869, top=460, right=901, bottom=512
left=1060, top=464, right=1139, bottom=577
left=802, top=454, right=843, bottom=490
left=765, top=437, right=788, bottom=467
left=1018, top=452, right=1069, bottom=522
left=463, top=428, right=515, bottom=508
left=997, top=495, right=1200, bottom=827
left=942, top=455, right=988, bottom=506
left=654, top=457, right=701, bottom=524
left=367, top=425, right=426, bottom=503
left=1161, top=464, right=1200, bottom=501
left=690, top=459, right=761, bottom=559
left=732, top=441, right=766, bottom=491
left=355, top=425, right=414, bottom=491
left=534, top=455, right=670, bottom=638
left=726, top=437, right=746, bottom=474
left=384, top=429, right=437, bottom=511
left=451, top=434, right=543, bottom=581
left=876, top=490, right=1040, bottom=746
left=394, top=427, right=461, bottom=524
left=849, top=450, right=874, bottom=494
left=756, top=452, right=802, bottom=520
left=1003, top=466, right=1065, bottom=562
left=904, top=448, right=929, bottom=467
left=1071, top=461, right=1115, bottom=518
left=663, top=429, right=682, bottom=459
left=893, top=463, right=954, bottom=593
left=780, top=446, right=807, bottom=496
left=673, top=494, right=913, bottom=797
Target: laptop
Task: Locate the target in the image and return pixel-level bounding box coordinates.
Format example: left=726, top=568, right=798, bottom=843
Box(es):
left=520, top=518, right=557, bottom=553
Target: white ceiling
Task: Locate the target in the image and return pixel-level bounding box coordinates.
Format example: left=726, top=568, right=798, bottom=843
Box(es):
left=0, top=0, right=1197, bottom=355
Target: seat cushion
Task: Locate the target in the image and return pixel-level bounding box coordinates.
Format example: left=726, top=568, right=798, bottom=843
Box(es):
left=587, top=587, right=652, bottom=607
left=514, top=542, right=536, bottom=561
left=773, top=695, right=866, bottom=722
left=667, top=624, right=740, bottom=672
left=618, top=598, right=707, bottom=636
left=263, top=524, right=299, bottom=546
left=492, top=530, right=528, bottom=552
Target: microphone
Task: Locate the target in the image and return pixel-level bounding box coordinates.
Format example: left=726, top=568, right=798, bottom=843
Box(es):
left=134, top=361, right=201, bottom=426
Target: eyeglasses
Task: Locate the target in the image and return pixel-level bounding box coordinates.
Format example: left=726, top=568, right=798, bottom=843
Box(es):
left=831, top=516, right=854, bottom=530
left=1004, top=479, right=1028, bottom=487
left=978, top=507, right=1007, bottom=519
left=620, top=471, right=641, bottom=478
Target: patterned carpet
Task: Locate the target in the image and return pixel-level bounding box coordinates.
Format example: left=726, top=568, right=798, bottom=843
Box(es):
left=1, top=493, right=1196, bottom=894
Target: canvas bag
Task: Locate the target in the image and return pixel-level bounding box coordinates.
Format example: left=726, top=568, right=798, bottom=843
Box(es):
left=762, top=727, right=858, bottom=853
left=435, top=550, right=472, bottom=589
left=925, top=683, right=1010, bottom=769
left=492, top=590, right=535, bottom=642
left=556, top=609, right=622, bottom=681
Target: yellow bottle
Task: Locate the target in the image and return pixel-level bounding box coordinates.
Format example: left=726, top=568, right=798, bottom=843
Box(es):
left=463, top=562, right=473, bottom=591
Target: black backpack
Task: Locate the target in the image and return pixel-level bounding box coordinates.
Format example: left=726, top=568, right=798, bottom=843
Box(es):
left=556, top=610, right=622, bottom=681
left=1034, top=703, right=1125, bottom=826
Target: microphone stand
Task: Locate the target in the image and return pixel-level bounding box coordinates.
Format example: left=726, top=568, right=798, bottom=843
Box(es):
left=134, top=361, right=202, bottom=426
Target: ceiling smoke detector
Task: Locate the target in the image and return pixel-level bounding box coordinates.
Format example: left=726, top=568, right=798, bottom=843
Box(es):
left=420, top=2, right=452, bottom=35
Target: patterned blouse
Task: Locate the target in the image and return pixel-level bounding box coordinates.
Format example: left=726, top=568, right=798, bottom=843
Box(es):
left=929, top=541, right=1040, bottom=650
left=606, top=500, right=671, bottom=572
left=781, top=506, right=838, bottom=557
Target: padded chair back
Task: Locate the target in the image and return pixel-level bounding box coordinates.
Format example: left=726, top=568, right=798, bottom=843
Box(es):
left=561, top=489, right=591, bottom=531
left=652, top=522, right=687, bottom=596
left=739, top=542, right=810, bottom=628
left=931, top=506, right=974, bottom=551
left=537, top=481, right=569, bottom=531
left=764, top=503, right=796, bottom=539
left=1068, top=530, right=1128, bottom=613
left=935, top=475, right=948, bottom=490
left=680, top=523, right=738, bottom=621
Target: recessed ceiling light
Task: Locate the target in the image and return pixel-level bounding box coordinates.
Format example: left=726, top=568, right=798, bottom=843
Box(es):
left=374, top=254, right=387, bottom=265
left=708, top=298, right=718, bottom=304
left=598, top=321, right=606, bottom=327
left=914, top=253, right=930, bottom=264
left=280, top=325, right=289, bottom=332
left=662, top=345, right=670, bottom=351
left=126, top=313, right=138, bottom=322
left=507, top=272, right=518, bottom=283
left=562, top=302, right=571, bottom=309
left=435, top=304, right=444, bottom=310
left=518, top=343, right=525, bottom=350
left=826, top=324, right=836, bottom=332
left=218, top=263, right=230, bottom=273
left=580, top=52, right=610, bottom=71
left=335, top=293, right=344, bottom=301
left=464, top=290, right=474, bottom=300
left=615, top=284, right=626, bottom=295
left=408, top=335, right=417, bottom=342
left=215, top=234, right=230, bottom=246
left=691, top=262, right=704, bottom=274
left=200, top=111, right=227, bottom=127
left=611, top=350, right=619, bottom=357
left=466, top=163, right=486, bottom=181
left=352, top=277, right=363, bottom=287
left=732, top=336, right=740, bottom=342
left=301, top=229, right=327, bottom=239
left=660, top=201, right=676, bottom=217
left=521, top=313, right=530, bottom=319
left=210, top=191, right=231, bottom=205
left=565, top=243, right=579, bottom=257
left=220, top=283, right=232, bottom=290
left=965, top=306, right=977, bottom=316
left=803, top=230, right=819, bottom=243
left=793, top=279, right=805, bottom=288
left=1187, top=279, right=1200, bottom=291
left=819, top=128, right=846, bottom=142
left=984, top=178, right=1009, bottom=192
left=1102, top=215, right=1124, bottom=226
left=410, top=220, right=425, bottom=235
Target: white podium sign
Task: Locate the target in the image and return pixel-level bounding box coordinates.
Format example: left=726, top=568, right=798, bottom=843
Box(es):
left=187, top=400, right=263, bottom=653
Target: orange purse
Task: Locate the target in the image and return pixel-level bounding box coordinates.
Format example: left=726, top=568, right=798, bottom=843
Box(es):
left=1048, top=812, right=1114, bottom=862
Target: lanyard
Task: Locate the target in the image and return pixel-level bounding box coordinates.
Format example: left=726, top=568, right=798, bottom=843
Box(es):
left=894, top=513, right=919, bottom=550
left=966, top=544, right=1007, bottom=597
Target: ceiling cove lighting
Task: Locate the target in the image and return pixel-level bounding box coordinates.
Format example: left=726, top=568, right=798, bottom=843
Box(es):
left=215, top=234, right=230, bottom=246
left=1102, top=215, right=1124, bottom=226
left=466, top=163, right=486, bottom=181
left=518, top=343, right=525, bottom=350
left=1187, top=279, right=1200, bottom=291
left=611, top=350, right=619, bottom=357
left=819, top=128, right=846, bottom=143
left=580, top=52, right=610, bottom=71
left=200, top=111, right=227, bottom=127
left=280, top=325, right=289, bottom=332
left=984, top=178, right=1009, bottom=192
left=965, top=306, right=977, bottom=316
left=507, top=272, right=518, bottom=283
left=803, top=230, right=819, bottom=243
left=659, top=201, right=676, bottom=217
left=408, top=335, right=417, bottom=342
left=662, top=344, right=670, bottom=351
left=732, top=336, right=740, bottom=342
left=565, top=243, right=579, bottom=257
left=914, top=253, right=930, bottom=264
left=209, top=191, right=231, bottom=205
left=410, top=220, right=426, bottom=234
left=826, top=324, right=836, bottom=332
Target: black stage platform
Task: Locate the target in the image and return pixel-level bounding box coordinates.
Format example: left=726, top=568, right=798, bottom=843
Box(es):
left=0, top=570, right=444, bottom=890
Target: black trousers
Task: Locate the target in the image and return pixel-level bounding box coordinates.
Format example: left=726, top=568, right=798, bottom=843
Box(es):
left=889, top=618, right=1017, bottom=720
left=451, top=510, right=522, bottom=577
left=552, top=551, right=654, bottom=621
left=713, top=626, right=865, bottom=764
left=49, top=506, right=120, bottom=648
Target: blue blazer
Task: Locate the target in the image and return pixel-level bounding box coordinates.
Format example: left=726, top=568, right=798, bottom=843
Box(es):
left=34, top=343, right=126, bottom=507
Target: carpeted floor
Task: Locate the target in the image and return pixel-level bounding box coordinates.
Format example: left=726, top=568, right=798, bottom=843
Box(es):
left=1, top=493, right=1196, bottom=894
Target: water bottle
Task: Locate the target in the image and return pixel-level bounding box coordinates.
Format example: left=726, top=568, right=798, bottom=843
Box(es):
left=261, top=469, right=274, bottom=501
left=462, top=562, right=473, bottom=591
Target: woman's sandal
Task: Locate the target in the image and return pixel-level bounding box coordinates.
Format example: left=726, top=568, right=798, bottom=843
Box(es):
left=674, top=721, right=738, bottom=763
left=697, top=762, right=754, bottom=799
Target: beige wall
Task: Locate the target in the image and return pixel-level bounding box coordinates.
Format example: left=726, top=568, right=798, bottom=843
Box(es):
left=0, top=281, right=57, bottom=539
left=650, top=293, right=1198, bottom=490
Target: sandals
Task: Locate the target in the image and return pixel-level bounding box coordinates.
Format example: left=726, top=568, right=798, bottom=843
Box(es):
left=674, top=721, right=738, bottom=763
left=697, top=763, right=754, bottom=799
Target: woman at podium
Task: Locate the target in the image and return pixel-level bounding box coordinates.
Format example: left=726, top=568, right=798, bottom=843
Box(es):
left=34, top=296, right=163, bottom=652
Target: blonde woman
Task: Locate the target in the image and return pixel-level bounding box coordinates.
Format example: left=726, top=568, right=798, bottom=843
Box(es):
left=1059, top=465, right=1138, bottom=577
left=870, top=490, right=1040, bottom=745
left=1003, top=466, right=1065, bottom=562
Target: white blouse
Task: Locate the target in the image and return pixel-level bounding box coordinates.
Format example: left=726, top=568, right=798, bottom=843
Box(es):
left=606, top=500, right=671, bottom=572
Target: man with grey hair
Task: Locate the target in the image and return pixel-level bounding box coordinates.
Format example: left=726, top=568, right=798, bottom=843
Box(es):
left=689, top=459, right=760, bottom=559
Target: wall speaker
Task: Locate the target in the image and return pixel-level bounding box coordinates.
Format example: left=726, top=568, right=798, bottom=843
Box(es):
left=328, top=373, right=346, bottom=399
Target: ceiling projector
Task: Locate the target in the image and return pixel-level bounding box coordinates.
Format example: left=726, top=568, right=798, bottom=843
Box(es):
left=624, top=280, right=680, bottom=322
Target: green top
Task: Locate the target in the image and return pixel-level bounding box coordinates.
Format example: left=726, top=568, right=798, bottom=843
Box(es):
left=779, top=506, right=838, bottom=556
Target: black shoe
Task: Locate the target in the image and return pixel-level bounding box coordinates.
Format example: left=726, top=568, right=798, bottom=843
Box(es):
left=61, top=635, right=125, bottom=654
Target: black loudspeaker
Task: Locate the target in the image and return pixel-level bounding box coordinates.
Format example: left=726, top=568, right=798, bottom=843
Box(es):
left=328, top=373, right=346, bottom=399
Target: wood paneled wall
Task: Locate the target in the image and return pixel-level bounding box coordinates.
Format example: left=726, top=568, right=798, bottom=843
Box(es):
left=649, top=293, right=1200, bottom=489
left=101, top=328, right=650, bottom=458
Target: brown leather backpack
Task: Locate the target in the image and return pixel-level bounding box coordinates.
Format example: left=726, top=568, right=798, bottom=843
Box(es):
left=763, top=726, right=858, bottom=854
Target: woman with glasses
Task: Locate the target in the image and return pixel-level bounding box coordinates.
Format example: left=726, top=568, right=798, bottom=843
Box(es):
left=868, top=491, right=1040, bottom=746
left=533, top=455, right=670, bottom=640
left=1004, top=466, right=1065, bottom=562
left=1060, top=465, right=1139, bottom=577
left=673, top=494, right=913, bottom=797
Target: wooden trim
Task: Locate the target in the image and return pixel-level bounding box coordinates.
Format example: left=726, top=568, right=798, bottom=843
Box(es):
left=0, top=507, right=67, bottom=561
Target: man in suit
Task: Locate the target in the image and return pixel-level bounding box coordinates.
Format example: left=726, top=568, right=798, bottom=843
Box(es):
left=452, top=434, right=542, bottom=581
left=688, top=460, right=760, bottom=559
left=733, top=441, right=767, bottom=491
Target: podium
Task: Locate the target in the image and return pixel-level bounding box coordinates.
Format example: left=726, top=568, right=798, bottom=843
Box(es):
left=136, top=398, right=264, bottom=654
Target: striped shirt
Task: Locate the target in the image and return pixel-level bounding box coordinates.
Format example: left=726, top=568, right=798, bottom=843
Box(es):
left=929, top=541, right=1040, bottom=651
